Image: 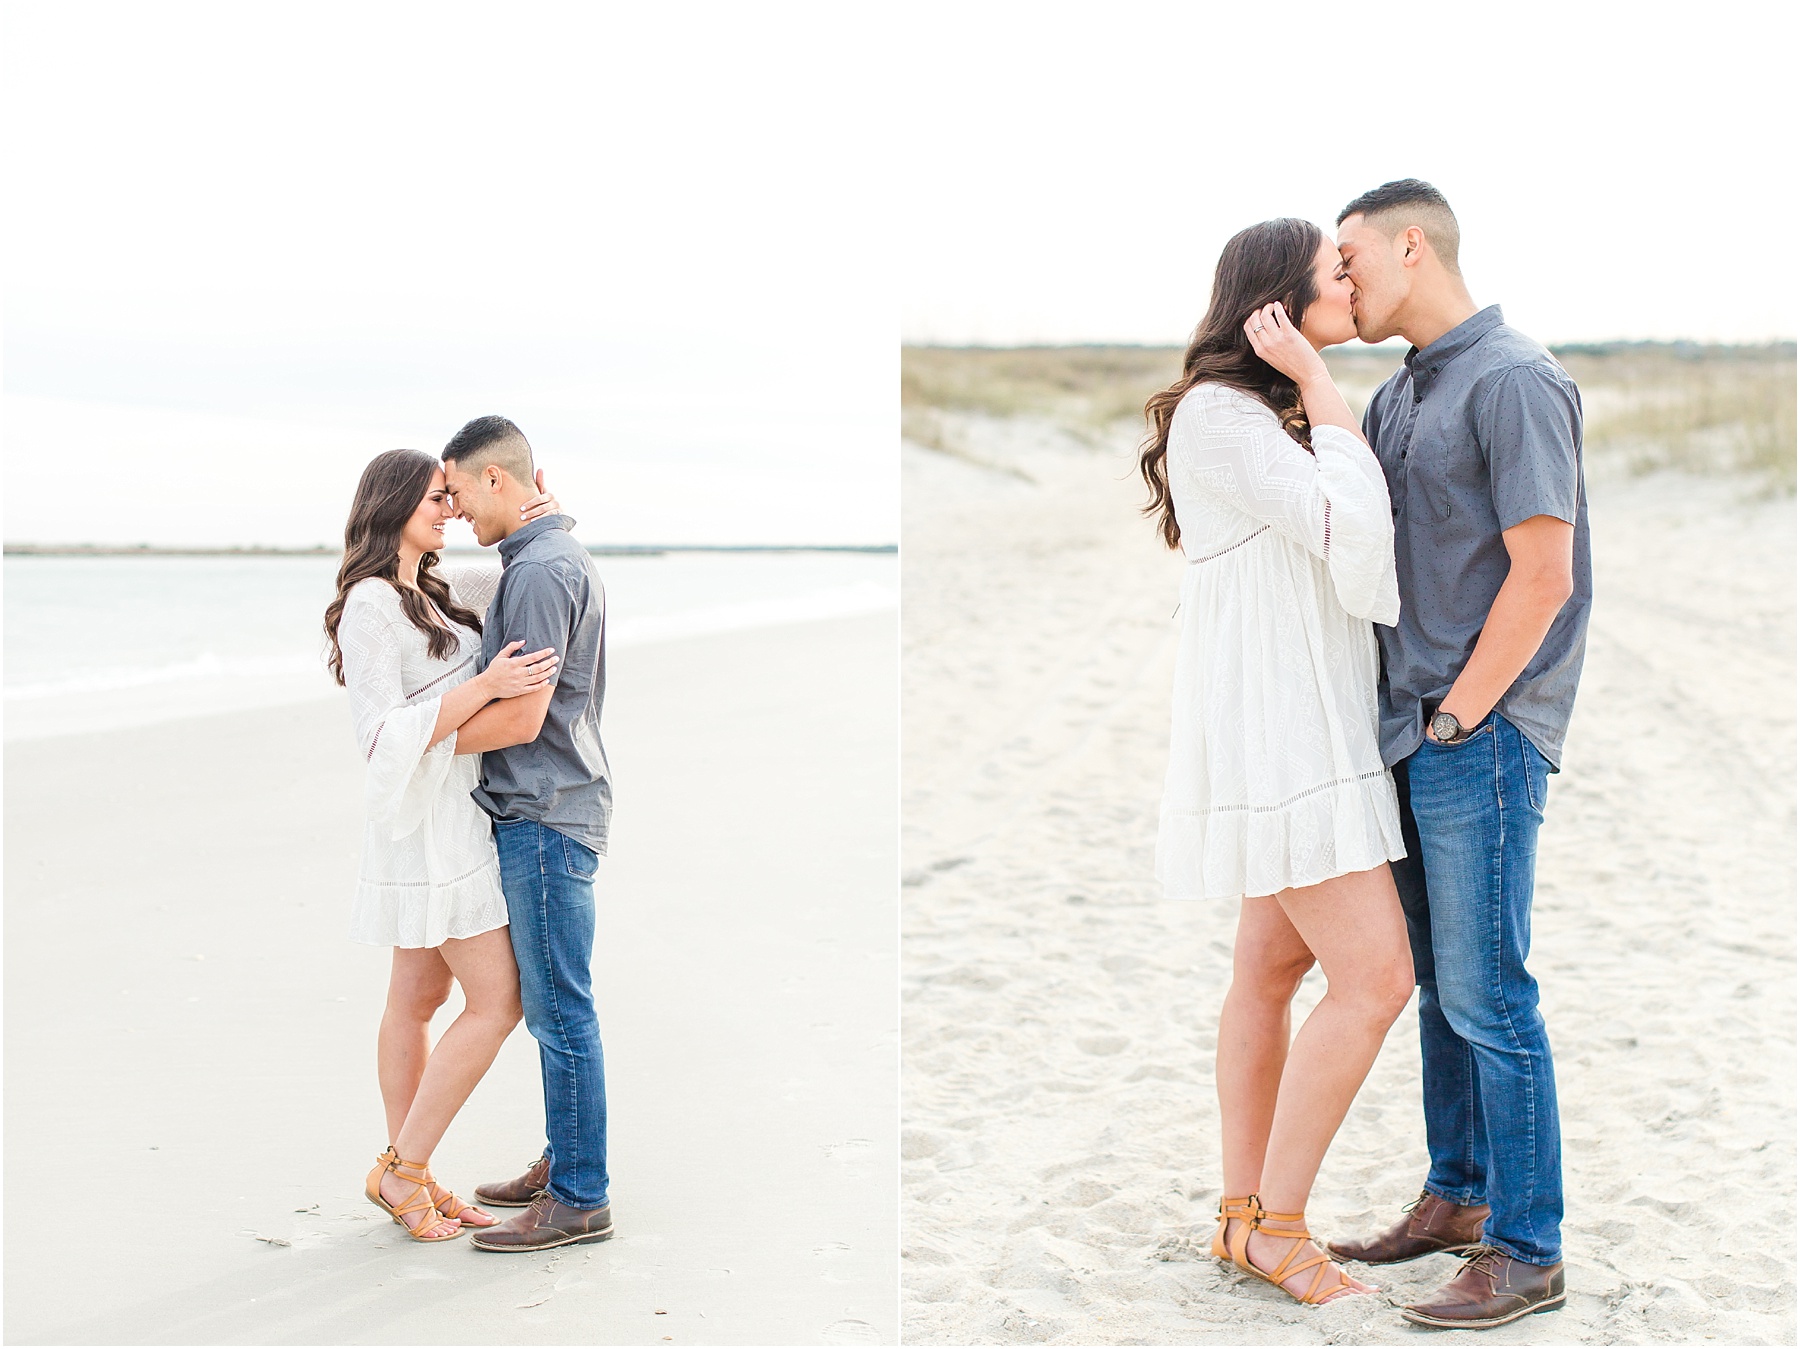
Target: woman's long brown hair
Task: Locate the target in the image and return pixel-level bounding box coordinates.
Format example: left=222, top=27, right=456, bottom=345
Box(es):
left=1139, top=217, right=1327, bottom=549
left=323, top=449, right=485, bottom=686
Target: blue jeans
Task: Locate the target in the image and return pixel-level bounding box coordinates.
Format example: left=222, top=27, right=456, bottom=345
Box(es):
left=493, top=817, right=609, bottom=1210
left=1391, top=712, right=1562, bottom=1265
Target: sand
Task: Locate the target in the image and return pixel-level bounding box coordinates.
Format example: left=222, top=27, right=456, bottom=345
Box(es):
left=900, top=415, right=1795, bottom=1345
left=4, top=614, right=898, bottom=1346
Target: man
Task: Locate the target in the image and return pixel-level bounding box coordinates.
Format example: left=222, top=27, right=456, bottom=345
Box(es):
left=1324, top=181, right=1590, bottom=1329
left=439, top=414, right=616, bottom=1252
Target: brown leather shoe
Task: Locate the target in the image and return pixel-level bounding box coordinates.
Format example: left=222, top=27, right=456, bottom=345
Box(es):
left=469, top=1192, right=614, bottom=1252
left=472, top=1155, right=550, bottom=1208
left=1400, top=1245, right=1565, bottom=1328
left=1326, top=1189, right=1490, bottom=1265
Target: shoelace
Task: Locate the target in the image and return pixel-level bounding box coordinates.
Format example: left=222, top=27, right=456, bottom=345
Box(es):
left=1460, top=1244, right=1505, bottom=1278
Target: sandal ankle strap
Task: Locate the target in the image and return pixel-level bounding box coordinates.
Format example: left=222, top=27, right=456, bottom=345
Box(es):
left=1251, top=1205, right=1309, bottom=1234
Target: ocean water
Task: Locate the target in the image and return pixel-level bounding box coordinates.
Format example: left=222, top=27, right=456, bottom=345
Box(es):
left=2, top=549, right=895, bottom=740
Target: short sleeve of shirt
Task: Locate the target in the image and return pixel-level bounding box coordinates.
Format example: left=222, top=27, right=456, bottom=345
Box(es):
left=1480, top=363, right=1582, bottom=531
left=494, top=561, right=578, bottom=672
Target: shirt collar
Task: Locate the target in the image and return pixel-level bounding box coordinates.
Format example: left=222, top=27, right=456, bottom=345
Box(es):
left=1405, top=304, right=1505, bottom=389
left=497, top=513, right=574, bottom=564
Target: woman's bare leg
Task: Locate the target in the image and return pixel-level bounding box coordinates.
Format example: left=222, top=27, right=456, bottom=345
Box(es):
left=378, top=948, right=454, bottom=1146
left=1244, top=863, right=1414, bottom=1299
left=1217, top=895, right=1315, bottom=1244
left=373, top=947, right=460, bottom=1237
left=387, top=927, right=523, bottom=1190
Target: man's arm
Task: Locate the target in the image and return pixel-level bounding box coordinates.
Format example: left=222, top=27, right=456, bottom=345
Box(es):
left=453, top=686, right=553, bottom=754
left=459, top=559, right=576, bottom=753
left=1433, top=514, right=1574, bottom=734
left=1433, top=361, right=1582, bottom=737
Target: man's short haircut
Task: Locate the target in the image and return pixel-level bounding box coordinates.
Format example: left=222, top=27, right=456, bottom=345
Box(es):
left=1337, top=178, right=1461, bottom=276
left=442, top=414, right=534, bottom=485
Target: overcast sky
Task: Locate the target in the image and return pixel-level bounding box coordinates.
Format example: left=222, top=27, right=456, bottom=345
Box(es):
left=900, top=2, right=1795, bottom=347
left=4, top=4, right=1791, bottom=548
left=4, top=2, right=893, bottom=547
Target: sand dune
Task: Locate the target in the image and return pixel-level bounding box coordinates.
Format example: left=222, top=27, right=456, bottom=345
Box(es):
left=901, top=416, right=1795, bottom=1345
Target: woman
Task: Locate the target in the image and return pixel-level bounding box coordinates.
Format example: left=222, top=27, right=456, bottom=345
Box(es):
left=323, top=449, right=562, bottom=1241
left=1140, top=219, right=1416, bottom=1304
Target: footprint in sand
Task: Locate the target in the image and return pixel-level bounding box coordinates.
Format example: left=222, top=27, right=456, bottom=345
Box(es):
left=1057, top=1179, right=1115, bottom=1207
left=1075, top=1035, right=1129, bottom=1055
left=901, top=1130, right=945, bottom=1160
left=820, top=1319, right=882, bottom=1345
left=392, top=1264, right=451, bottom=1281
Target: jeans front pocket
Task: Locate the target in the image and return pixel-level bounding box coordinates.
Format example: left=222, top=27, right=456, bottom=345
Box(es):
left=1426, top=717, right=1496, bottom=752
left=561, top=833, right=599, bottom=880
left=1519, top=730, right=1552, bottom=814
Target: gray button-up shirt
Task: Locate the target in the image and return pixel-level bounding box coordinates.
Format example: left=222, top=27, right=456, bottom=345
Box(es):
left=1364, top=305, right=1591, bottom=769
left=472, top=514, right=612, bottom=853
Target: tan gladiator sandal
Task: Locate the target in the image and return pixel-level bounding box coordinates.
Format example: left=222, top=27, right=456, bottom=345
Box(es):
left=421, top=1172, right=497, bottom=1227
left=365, top=1146, right=463, bottom=1242
left=1211, top=1194, right=1257, bottom=1264
left=1232, top=1198, right=1363, bottom=1305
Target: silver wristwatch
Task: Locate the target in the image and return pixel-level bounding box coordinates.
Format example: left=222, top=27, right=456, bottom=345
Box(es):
left=1430, top=709, right=1475, bottom=745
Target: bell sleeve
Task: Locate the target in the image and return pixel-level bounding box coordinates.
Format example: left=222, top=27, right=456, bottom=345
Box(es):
left=1171, top=384, right=1400, bottom=624
left=338, top=593, right=457, bottom=840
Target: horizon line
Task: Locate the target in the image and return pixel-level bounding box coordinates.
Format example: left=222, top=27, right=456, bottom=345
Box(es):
left=901, top=337, right=1799, bottom=353
left=4, top=542, right=899, bottom=558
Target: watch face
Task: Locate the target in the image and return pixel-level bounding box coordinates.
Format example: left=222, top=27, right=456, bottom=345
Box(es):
left=1432, top=712, right=1459, bottom=741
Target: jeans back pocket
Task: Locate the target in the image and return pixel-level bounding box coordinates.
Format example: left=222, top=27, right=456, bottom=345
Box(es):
left=561, top=833, right=599, bottom=880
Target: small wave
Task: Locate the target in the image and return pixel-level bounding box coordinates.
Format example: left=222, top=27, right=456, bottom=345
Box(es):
left=609, top=584, right=897, bottom=646
left=5, top=653, right=330, bottom=702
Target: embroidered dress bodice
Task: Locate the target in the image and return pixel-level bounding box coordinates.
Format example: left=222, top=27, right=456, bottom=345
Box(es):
left=338, top=566, right=506, bottom=947
left=1156, top=383, right=1406, bottom=899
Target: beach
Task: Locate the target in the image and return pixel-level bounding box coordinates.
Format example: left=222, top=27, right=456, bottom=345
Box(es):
left=900, top=412, right=1795, bottom=1344
left=5, top=611, right=898, bottom=1345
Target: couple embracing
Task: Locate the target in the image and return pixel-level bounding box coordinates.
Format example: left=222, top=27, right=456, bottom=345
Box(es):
left=1146, top=180, right=1589, bottom=1329
left=322, top=415, right=615, bottom=1252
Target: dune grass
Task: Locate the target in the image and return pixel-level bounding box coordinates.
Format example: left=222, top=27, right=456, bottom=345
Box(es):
left=900, top=345, right=1184, bottom=454
left=902, top=342, right=1797, bottom=492
left=1558, top=343, right=1796, bottom=490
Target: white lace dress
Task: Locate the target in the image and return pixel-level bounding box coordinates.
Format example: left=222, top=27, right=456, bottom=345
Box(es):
left=338, top=567, right=507, bottom=947
left=1156, top=383, right=1406, bottom=901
